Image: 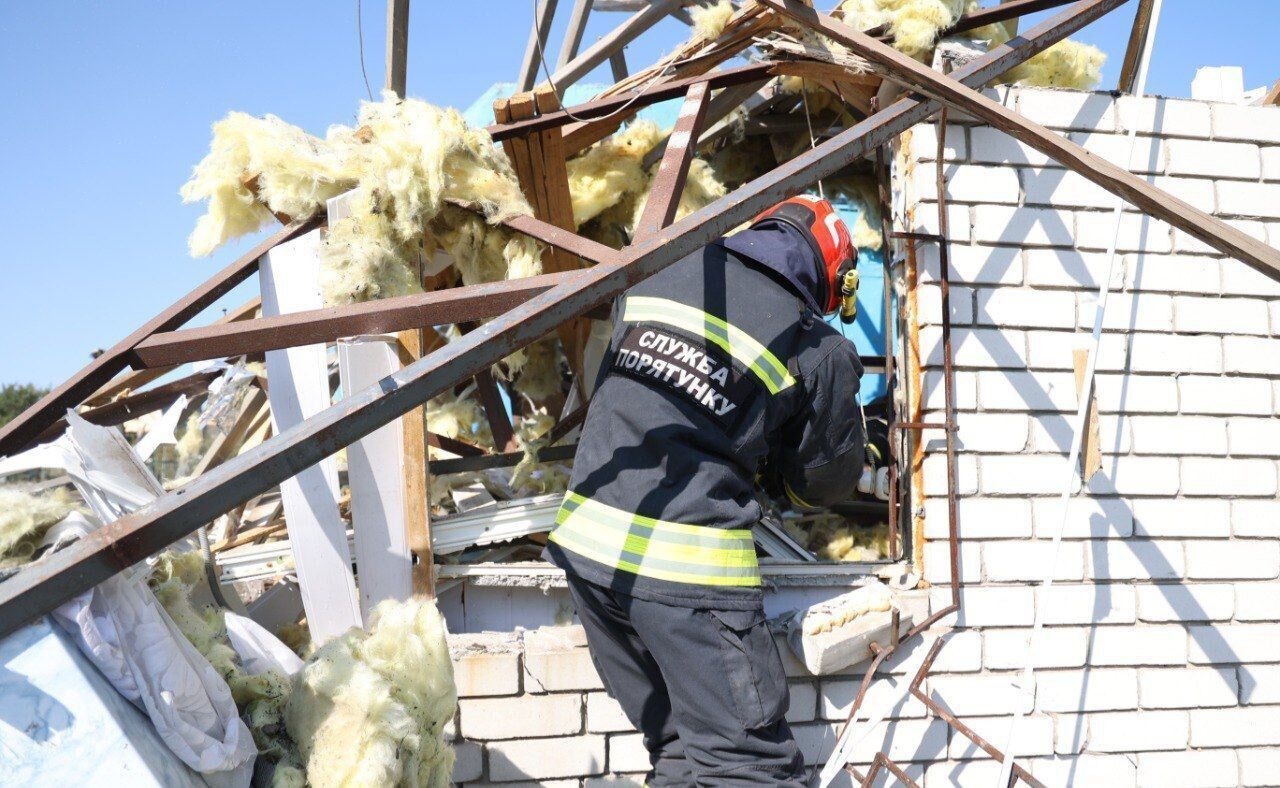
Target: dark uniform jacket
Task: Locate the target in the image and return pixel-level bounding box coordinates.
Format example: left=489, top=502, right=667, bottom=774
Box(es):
left=545, top=227, right=865, bottom=610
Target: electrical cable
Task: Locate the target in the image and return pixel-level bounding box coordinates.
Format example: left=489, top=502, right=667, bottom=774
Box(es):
left=357, top=0, right=375, bottom=101
left=992, top=4, right=1165, bottom=785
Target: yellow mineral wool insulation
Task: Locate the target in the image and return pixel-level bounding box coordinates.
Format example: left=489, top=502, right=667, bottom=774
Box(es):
left=1001, top=39, right=1106, bottom=90
left=629, top=157, right=729, bottom=230
left=318, top=208, right=425, bottom=305
left=567, top=121, right=664, bottom=226
left=285, top=598, right=456, bottom=788
left=509, top=411, right=571, bottom=495
left=690, top=0, right=735, bottom=41
left=829, top=173, right=884, bottom=251
left=0, top=487, right=80, bottom=568
left=800, top=582, right=894, bottom=636
left=426, top=391, right=492, bottom=449
left=149, top=551, right=295, bottom=760
left=836, top=0, right=966, bottom=60
left=429, top=206, right=543, bottom=289
left=794, top=514, right=890, bottom=562
left=512, top=338, right=566, bottom=404
left=181, top=113, right=353, bottom=257
left=174, top=412, right=210, bottom=475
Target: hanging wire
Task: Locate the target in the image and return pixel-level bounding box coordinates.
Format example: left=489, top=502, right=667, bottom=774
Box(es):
left=356, top=0, right=375, bottom=101
left=799, top=79, right=827, bottom=200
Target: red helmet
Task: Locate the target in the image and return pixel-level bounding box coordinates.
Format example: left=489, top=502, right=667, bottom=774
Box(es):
left=751, top=195, right=856, bottom=314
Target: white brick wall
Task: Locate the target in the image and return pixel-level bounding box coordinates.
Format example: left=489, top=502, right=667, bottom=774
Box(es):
left=443, top=87, right=1280, bottom=787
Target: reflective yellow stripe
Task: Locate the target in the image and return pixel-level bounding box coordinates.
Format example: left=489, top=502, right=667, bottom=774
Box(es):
left=549, top=492, right=761, bottom=587
left=622, top=296, right=795, bottom=394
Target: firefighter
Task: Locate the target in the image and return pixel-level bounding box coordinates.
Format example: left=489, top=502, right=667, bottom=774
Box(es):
left=544, top=195, right=866, bottom=786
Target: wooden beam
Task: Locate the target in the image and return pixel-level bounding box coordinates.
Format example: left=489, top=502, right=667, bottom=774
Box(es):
left=520, top=0, right=561, bottom=91
left=1265, top=79, right=1280, bottom=107
left=130, top=273, right=574, bottom=369
left=633, top=81, right=712, bottom=238
left=0, top=0, right=1123, bottom=638
left=0, top=218, right=320, bottom=458
left=557, top=0, right=595, bottom=69
left=1116, top=0, right=1155, bottom=94
left=609, top=49, right=629, bottom=82
left=385, top=0, right=410, bottom=97
left=763, top=0, right=1280, bottom=283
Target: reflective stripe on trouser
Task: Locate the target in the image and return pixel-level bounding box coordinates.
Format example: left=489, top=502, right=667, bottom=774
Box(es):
left=548, top=492, right=761, bottom=587
left=622, top=296, right=796, bottom=394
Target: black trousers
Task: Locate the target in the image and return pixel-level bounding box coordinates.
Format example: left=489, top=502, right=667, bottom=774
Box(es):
left=565, top=573, right=807, bottom=786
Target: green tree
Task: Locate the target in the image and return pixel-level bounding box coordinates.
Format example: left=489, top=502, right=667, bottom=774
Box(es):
left=0, top=383, right=49, bottom=427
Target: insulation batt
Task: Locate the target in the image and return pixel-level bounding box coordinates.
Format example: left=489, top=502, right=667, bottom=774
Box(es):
left=285, top=598, right=457, bottom=788
left=0, top=486, right=80, bottom=568
left=690, top=0, right=735, bottom=41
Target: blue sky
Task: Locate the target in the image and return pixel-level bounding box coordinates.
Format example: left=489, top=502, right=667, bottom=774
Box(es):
left=1, top=0, right=1276, bottom=387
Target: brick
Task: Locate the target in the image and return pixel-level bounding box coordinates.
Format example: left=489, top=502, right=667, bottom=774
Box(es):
left=1038, top=584, right=1136, bottom=625
left=1213, top=102, right=1280, bottom=143
left=942, top=586, right=1035, bottom=628
left=1241, top=748, right=1280, bottom=787
left=1129, top=416, right=1227, bottom=456
left=1240, top=664, right=1280, bottom=705
left=1167, top=138, right=1260, bottom=178
left=916, top=283, right=975, bottom=325
left=1137, top=583, right=1234, bottom=622
left=819, top=676, right=927, bottom=721
left=1221, top=257, right=1280, bottom=296
left=1175, top=219, right=1270, bottom=256
left=1087, top=540, right=1185, bottom=581
left=925, top=539, right=981, bottom=584
left=953, top=411, right=1029, bottom=452
left=1191, top=707, right=1280, bottom=747
left=1117, top=94, right=1212, bottom=138
left=1218, top=180, right=1280, bottom=219
left=453, top=652, right=521, bottom=697
left=1234, top=500, right=1280, bottom=537
left=1126, top=333, right=1222, bottom=375
left=974, top=205, right=1075, bottom=247
left=1182, top=458, right=1277, bottom=497
left=606, top=733, right=650, bottom=774
left=1018, top=89, right=1117, bottom=132
left=1229, top=417, right=1280, bottom=457
left=459, top=694, right=583, bottom=740
left=1023, top=248, right=1124, bottom=289
left=975, top=288, right=1076, bottom=329
left=1096, top=373, right=1180, bottom=414
left=1139, top=667, right=1239, bottom=709
left=586, top=693, right=634, bottom=733
left=1236, top=583, right=1280, bottom=621
left=786, top=681, right=817, bottom=724
left=1133, top=499, right=1230, bottom=538
left=924, top=497, right=1031, bottom=540
left=921, top=326, right=1027, bottom=369
left=1225, top=335, right=1280, bottom=375
left=1264, top=147, right=1280, bottom=181
left=487, top=735, right=606, bottom=781
left=524, top=647, right=605, bottom=692
left=1189, top=624, right=1280, bottom=664
left=917, top=242, right=1023, bottom=285
left=1085, top=457, right=1181, bottom=497
left=791, top=720, right=947, bottom=767
left=922, top=370, right=978, bottom=411
left=1187, top=540, right=1280, bottom=580
left=926, top=674, right=1032, bottom=717
left=1037, top=668, right=1138, bottom=712
left=1090, top=710, right=1189, bottom=752
left=1078, top=291, right=1175, bottom=332
left=1180, top=375, right=1272, bottom=416
left=921, top=453, right=978, bottom=496
left=1031, top=413, right=1130, bottom=456
left=1069, top=131, right=1166, bottom=173
left=1075, top=211, right=1173, bottom=254
left=1126, top=253, right=1221, bottom=294
left=969, top=125, right=1053, bottom=166
left=976, top=370, right=1077, bottom=412
left=880, top=630, right=983, bottom=676
left=1147, top=176, right=1218, bottom=212
left=1036, top=494, right=1130, bottom=544
left=453, top=740, right=484, bottom=783
left=1089, top=625, right=1188, bottom=667
left=1175, top=295, right=1271, bottom=335
left=948, top=714, right=1054, bottom=760
left=910, top=203, right=971, bottom=242
left=983, top=540, right=1085, bottom=583
left=584, top=776, right=645, bottom=787
left=1024, top=169, right=1118, bottom=209
left=908, top=122, right=967, bottom=161
left=1029, top=754, right=1138, bottom=786
left=1137, top=749, right=1238, bottom=788
left=926, top=760, right=1006, bottom=785
left=980, top=454, right=1081, bottom=496
left=984, top=627, right=1087, bottom=670
left=918, top=164, right=1020, bottom=204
